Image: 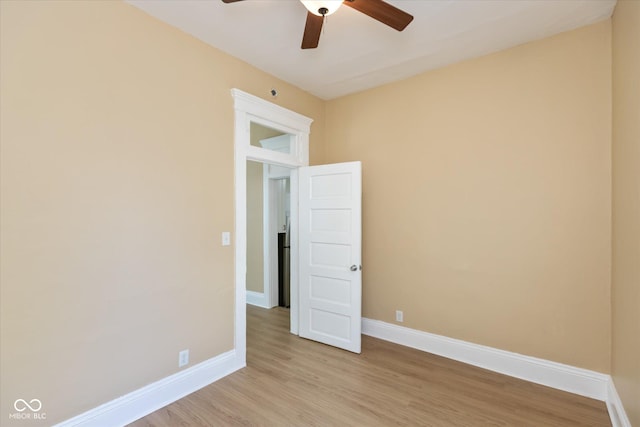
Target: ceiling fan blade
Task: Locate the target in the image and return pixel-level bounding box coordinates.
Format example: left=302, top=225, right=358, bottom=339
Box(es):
left=221, top=0, right=244, bottom=3
left=301, top=12, right=324, bottom=49
left=344, top=0, right=414, bottom=31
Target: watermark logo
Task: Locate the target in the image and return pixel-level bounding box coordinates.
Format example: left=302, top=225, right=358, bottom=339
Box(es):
left=9, top=399, right=46, bottom=421
left=14, top=399, right=42, bottom=412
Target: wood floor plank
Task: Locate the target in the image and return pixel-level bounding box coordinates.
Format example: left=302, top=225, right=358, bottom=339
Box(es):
left=130, top=306, right=611, bottom=426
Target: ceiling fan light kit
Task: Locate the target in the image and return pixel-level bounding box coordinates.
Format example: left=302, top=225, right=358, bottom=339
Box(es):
left=300, top=0, right=343, bottom=17
left=222, top=0, right=413, bottom=49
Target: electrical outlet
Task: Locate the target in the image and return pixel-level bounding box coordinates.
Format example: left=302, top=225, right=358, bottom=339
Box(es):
left=395, top=310, right=404, bottom=323
left=178, top=349, right=189, bottom=368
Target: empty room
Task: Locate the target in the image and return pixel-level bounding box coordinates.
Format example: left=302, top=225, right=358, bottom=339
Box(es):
left=0, top=0, right=638, bottom=426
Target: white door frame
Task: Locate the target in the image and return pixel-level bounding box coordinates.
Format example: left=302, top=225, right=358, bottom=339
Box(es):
left=231, top=89, right=312, bottom=365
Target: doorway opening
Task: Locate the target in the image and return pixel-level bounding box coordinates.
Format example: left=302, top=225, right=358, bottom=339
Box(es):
left=246, top=122, right=294, bottom=313
left=246, top=157, right=292, bottom=312
left=232, top=88, right=312, bottom=366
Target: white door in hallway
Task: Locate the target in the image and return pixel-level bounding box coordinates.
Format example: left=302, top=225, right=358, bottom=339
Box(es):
left=299, top=161, right=362, bottom=353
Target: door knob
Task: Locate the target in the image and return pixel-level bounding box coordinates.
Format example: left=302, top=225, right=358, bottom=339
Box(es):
left=350, top=265, right=358, bottom=271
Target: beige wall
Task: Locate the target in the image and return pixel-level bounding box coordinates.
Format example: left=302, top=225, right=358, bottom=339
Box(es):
left=0, top=1, right=325, bottom=424
left=325, top=21, right=612, bottom=373
left=246, top=160, right=264, bottom=293
left=612, top=1, right=640, bottom=425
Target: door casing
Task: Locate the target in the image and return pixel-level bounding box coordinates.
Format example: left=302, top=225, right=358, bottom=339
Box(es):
left=232, top=89, right=312, bottom=365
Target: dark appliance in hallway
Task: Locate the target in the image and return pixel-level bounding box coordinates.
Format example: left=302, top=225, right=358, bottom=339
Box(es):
left=277, top=219, right=290, bottom=308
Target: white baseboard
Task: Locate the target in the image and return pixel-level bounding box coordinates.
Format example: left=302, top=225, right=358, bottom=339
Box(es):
left=362, top=318, right=609, bottom=401
left=54, top=350, right=243, bottom=427
left=246, top=290, right=270, bottom=308
left=606, top=377, right=632, bottom=427
left=52, top=318, right=630, bottom=427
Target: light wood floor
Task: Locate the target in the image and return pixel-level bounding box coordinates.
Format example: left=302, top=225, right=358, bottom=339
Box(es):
left=130, top=306, right=611, bottom=426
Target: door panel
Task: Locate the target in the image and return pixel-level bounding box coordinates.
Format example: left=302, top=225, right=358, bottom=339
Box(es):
left=310, top=276, right=351, bottom=305
left=299, top=161, right=361, bottom=353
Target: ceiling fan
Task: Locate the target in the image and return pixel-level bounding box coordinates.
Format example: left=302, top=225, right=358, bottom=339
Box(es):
left=221, top=0, right=414, bottom=49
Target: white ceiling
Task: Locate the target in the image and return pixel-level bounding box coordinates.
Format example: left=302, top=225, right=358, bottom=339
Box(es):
left=127, top=0, right=616, bottom=100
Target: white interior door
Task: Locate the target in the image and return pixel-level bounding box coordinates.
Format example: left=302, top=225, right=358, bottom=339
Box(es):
left=299, top=161, right=362, bottom=353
